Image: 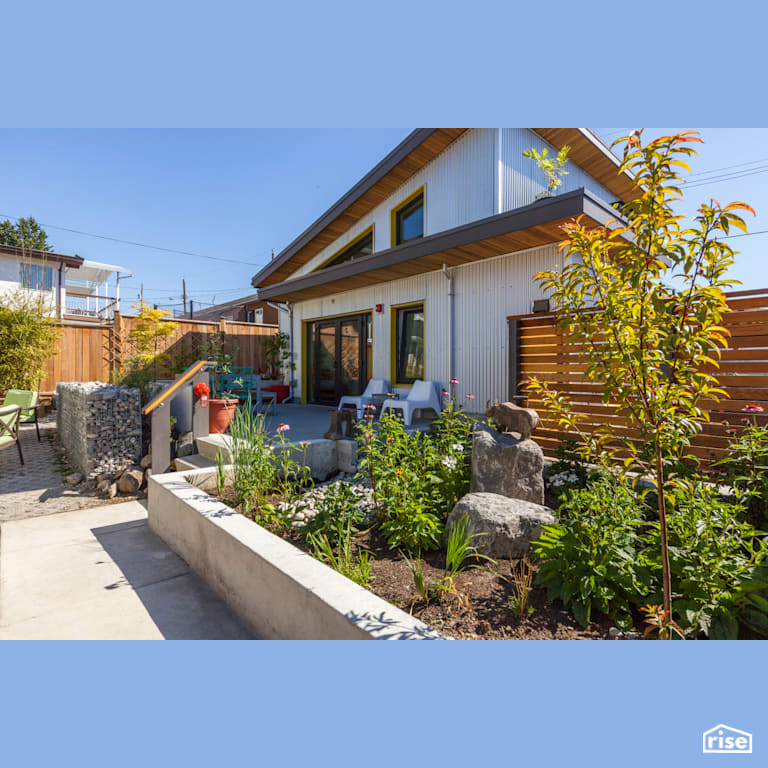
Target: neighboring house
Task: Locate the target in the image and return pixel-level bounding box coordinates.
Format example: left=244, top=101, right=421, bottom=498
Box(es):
left=0, top=244, right=131, bottom=322
left=251, top=128, right=637, bottom=407
left=185, top=293, right=279, bottom=325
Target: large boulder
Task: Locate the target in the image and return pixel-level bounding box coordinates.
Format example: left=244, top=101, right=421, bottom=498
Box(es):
left=447, top=492, right=556, bottom=558
left=470, top=424, right=545, bottom=504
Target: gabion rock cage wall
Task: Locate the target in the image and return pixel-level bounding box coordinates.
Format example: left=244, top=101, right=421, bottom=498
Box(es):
left=56, top=382, right=141, bottom=477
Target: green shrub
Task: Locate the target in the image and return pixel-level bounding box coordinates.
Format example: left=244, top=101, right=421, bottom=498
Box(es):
left=379, top=502, right=443, bottom=552
left=715, top=422, right=768, bottom=526
left=532, top=476, right=651, bottom=629
left=647, top=482, right=768, bottom=639
left=356, top=404, right=473, bottom=552
left=0, top=289, right=60, bottom=393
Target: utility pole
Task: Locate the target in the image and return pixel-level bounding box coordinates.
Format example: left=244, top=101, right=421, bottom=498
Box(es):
left=140, top=283, right=144, bottom=305
left=190, top=300, right=194, bottom=319
left=182, top=278, right=187, bottom=316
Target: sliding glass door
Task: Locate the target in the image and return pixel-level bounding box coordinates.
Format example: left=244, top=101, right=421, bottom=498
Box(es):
left=307, top=313, right=372, bottom=405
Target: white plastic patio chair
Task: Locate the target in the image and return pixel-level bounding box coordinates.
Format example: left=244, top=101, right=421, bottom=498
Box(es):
left=337, top=378, right=390, bottom=420
left=379, top=380, right=442, bottom=426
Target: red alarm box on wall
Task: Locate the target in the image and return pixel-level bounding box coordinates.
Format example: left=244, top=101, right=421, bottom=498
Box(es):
left=375, top=303, right=383, bottom=313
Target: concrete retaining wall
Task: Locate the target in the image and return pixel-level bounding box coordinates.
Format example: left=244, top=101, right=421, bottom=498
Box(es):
left=148, top=468, right=442, bottom=640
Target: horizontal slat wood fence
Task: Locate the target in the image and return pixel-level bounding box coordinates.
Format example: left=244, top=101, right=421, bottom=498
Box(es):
left=510, top=289, right=768, bottom=467
left=40, top=314, right=277, bottom=393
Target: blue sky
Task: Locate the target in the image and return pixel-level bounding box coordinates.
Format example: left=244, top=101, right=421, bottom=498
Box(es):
left=1, top=127, right=766, bottom=314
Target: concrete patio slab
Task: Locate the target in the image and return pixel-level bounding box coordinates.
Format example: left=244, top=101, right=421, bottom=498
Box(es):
left=0, top=500, right=255, bottom=640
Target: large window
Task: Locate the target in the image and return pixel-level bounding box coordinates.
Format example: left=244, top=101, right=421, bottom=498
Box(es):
left=391, top=188, right=424, bottom=246
left=19, top=262, right=54, bottom=291
left=393, top=303, right=425, bottom=384
left=319, top=228, right=373, bottom=271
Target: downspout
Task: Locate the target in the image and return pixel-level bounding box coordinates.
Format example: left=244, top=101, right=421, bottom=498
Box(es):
left=288, top=302, right=295, bottom=402
left=442, top=264, right=455, bottom=384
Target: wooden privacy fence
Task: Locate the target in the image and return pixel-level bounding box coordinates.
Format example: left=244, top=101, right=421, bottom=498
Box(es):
left=41, top=314, right=277, bottom=393
left=508, top=288, right=768, bottom=467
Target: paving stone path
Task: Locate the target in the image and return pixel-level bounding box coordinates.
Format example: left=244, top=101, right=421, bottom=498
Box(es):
left=0, top=416, right=127, bottom=522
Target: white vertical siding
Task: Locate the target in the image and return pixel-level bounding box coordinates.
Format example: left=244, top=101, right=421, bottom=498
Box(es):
left=292, top=129, right=497, bottom=278
left=500, top=128, right=617, bottom=211
left=288, top=242, right=563, bottom=407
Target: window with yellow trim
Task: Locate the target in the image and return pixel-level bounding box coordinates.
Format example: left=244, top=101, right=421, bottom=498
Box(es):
left=392, top=190, right=424, bottom=246
left=394, top=303, right=424, bottom=383
left=319, top=229, right=373, bottom=270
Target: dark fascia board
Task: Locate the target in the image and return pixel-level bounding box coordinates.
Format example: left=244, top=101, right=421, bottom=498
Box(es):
left=0, top=244, right=84, bottom=268
left=251, top=129, right=439, bottom=288
left=257, top=188, right=623, bottom=301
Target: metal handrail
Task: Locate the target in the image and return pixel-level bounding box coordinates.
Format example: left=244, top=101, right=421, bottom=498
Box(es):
left=143, top=360, right=210, bottom=415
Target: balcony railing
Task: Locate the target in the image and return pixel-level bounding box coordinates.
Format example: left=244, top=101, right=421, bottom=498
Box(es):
left=64, top=291, right=119, bottom=321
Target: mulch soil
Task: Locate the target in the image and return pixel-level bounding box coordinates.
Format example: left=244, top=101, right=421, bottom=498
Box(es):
left=287, top=526, right=614, bottom=640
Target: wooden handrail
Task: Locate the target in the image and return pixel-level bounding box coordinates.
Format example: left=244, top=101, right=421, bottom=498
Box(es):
left=143, top=360, right=210, bottom=415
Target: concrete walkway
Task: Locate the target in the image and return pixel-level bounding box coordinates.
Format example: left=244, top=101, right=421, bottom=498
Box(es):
left=0, top=500, right=255, bottom=639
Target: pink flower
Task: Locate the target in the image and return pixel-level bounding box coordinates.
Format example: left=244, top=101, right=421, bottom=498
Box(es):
left=300, top=440, right=311, bottom=447
left=465, top=393, right=475, bottom=400
left=364, top=403, right=377, bottom=411
left=450, top=378, right=459, bottom=386
left=441, top=389, right=449, bottom=397
left=743, top=404, right=765, bottom=413
left=386, top=436, right=395, bottom=443
left=277, top=423, right=290, bottom=433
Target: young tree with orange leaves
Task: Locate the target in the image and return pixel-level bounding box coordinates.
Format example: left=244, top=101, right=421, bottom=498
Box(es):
left=528, top=131, right=755, bottom=629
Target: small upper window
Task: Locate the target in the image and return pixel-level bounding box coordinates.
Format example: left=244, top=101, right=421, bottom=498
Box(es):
left=321, top=230, right=373, bottom=270
left=19, top=263, right=54, bottom=291
left=392, top=189, right=424, bottom=246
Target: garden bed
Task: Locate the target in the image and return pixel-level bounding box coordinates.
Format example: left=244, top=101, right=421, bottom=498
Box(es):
left=183, top=471, right=611, bottom=640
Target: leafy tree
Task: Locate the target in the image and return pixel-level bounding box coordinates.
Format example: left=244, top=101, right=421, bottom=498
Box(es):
left=527, top=130, right=754, bottom=628
left=0, top=289, right=60, bottom=392
left=0, top=217, right=52, bottom=251
left=522, top=145, right=570, bottom=199
left=127, top=301, right=178, bottom=379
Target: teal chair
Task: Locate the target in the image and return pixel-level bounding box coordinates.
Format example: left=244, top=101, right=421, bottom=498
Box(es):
left=2, top=390, right=40, bottom=441
left=0, top=404, right=24, bottom=465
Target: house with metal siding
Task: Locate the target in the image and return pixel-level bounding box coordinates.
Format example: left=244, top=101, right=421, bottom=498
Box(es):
left=251, top=128, right=636, bottom=408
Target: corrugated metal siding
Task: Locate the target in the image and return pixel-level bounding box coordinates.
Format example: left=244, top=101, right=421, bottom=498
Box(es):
left=288, top=242, right=562, bottom=406
left=292, top=129, right=497, bottom=278
left=501, top=128, right=617, bottom=211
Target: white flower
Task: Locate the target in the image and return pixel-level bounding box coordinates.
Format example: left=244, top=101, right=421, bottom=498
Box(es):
left=451, top=442, right=463, bottom=452
left=442, top=456, right=458, bottom=470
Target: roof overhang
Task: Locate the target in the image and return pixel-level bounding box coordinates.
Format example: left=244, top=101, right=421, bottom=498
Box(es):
left=252, top=128, right=468, bottom=288
left=532, top=128, right=638, bottom=201
left=257, top=188, right=624, bottom=303
left=0, top=244, right=83, bottom=268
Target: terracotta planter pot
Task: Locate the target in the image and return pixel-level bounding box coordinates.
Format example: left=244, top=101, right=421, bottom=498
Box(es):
left=209, top=399, right=238, bottom=433
left=270, top=384, right=290, bottom=404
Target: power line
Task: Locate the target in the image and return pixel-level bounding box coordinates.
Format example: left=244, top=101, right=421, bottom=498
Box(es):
left=688, top=155, right=768, bottom=179
left=683, top=165, right=768, bottom=190
left=0, top=212, right=267, bottom=267
left=719, top=229, right=768, bottom=240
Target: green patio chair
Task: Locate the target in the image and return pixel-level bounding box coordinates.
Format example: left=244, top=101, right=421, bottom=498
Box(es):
left=0, top=404, right=24, bottom=465
left=2, top=390, right=40, bottom=441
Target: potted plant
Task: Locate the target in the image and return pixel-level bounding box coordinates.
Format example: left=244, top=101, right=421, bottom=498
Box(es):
left=203, top=331, right=241, bottom=433
left=263, top=331, right=293, bottom=403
